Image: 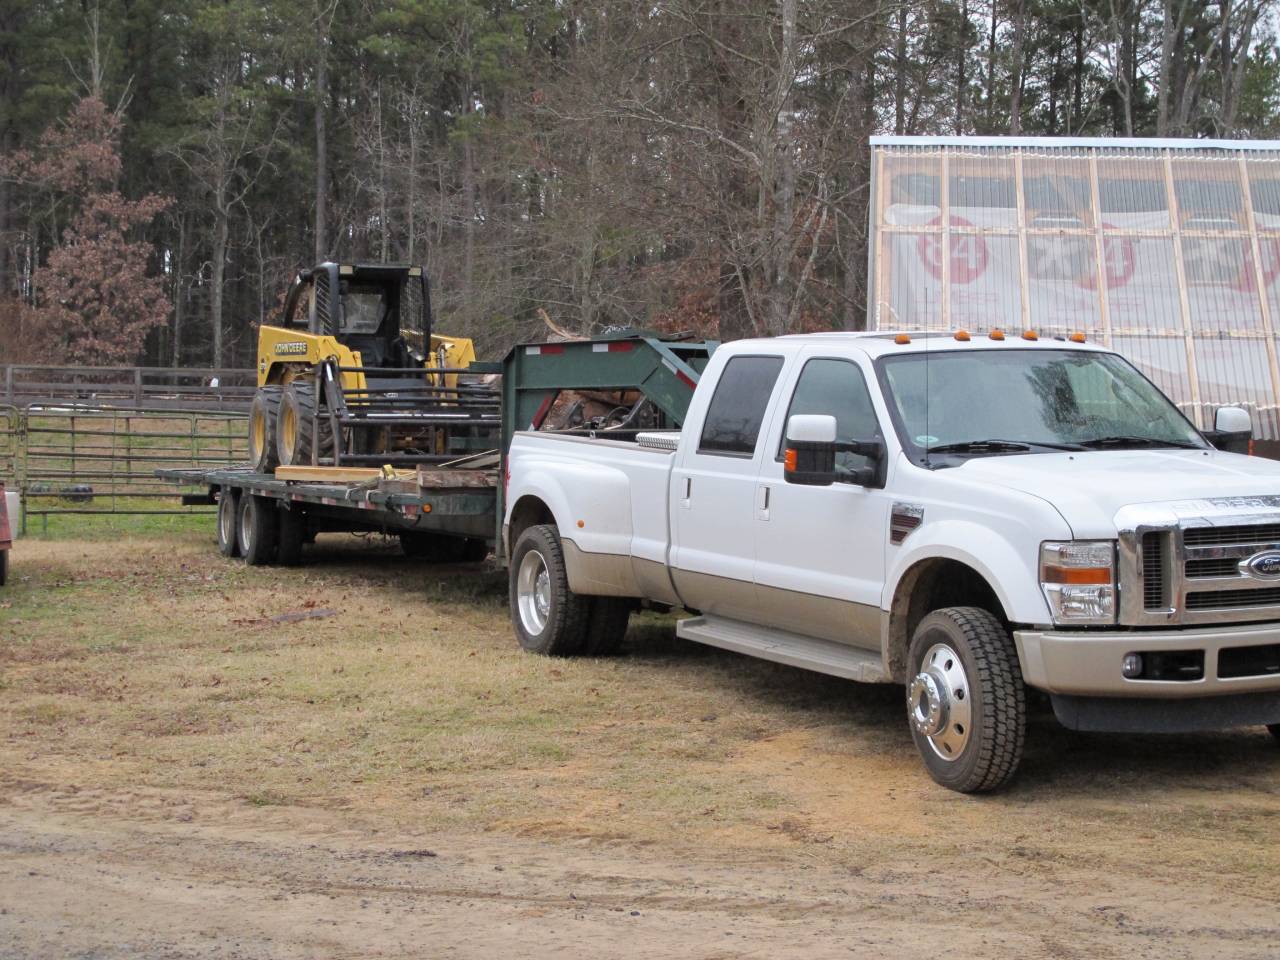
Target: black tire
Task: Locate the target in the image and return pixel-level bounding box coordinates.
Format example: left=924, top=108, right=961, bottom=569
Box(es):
left=1268, top=723, right=1280, bottom=744
left=509, top=524, right=591, bottom=656
left=455, top=538, right=489, bottom=562
left=276, top=380, right=334, bottom=467
left=905, top=606, right=1025, bottom=793
left=0, top=548, right=7, bottom=587
left=217, top=487, right=240, bottom=558
left=237, top=494, right=278, bottom=566
left=277, top=507, right=306, bottom=566
left=582, top=598, right=631, bottom=656
left=249, top=387, right=283, bottom=473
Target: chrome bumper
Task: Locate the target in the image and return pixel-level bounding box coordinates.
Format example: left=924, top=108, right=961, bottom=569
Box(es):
left=1015, top=622, right=1280, bottom=697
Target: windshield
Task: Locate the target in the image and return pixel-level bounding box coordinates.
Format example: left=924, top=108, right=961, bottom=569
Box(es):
left=878, top=348, right=1206, bottom=460
left=340, top=282, right=390, bottom=334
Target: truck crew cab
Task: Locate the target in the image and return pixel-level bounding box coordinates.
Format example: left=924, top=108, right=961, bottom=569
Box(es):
left=503, top=330, right=1280, bottom=792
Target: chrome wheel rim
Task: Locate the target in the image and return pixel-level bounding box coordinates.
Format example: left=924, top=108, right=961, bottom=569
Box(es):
left=239, top=501, right=253, bottom=553
left=909, top=641, right=972, bottom=761
left=516, top=549, right=552, bottom=635
left=219, top=496, right=234, bottom=547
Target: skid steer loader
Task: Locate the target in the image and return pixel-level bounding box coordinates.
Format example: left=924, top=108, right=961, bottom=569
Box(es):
left=248, top=262, right=499, bottom=472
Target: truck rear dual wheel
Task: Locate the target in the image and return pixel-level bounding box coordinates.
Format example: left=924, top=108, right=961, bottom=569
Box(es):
left=906, top=606, right=1026, bottom=793
left=237, top=494, right=278, bottom=565
left=249, top=387, right=283, bottom=473
left=217, top=487, right=241, bottom=558
left=509, top=524, right=630, bottom=657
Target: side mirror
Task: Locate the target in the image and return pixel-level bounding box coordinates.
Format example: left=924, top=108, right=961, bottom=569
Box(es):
left=1210, top=406, right=1252, bottom=455
left=1215, top=405, right=1252, bottom=437
left=784, top=415, right=838, bottom=486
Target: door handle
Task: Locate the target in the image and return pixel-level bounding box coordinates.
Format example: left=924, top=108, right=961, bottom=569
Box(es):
left=756, top=484, right=770, bottom=521
left=680, top=476, right=692, bottom=509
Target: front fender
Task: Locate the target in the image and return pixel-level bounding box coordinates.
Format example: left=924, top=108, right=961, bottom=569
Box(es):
left=885, top=518, right=1054, bottom=626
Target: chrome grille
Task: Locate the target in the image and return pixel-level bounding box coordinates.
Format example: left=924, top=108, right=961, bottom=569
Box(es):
left=1184, top=524, right=1280, bottom=547
left=1187, top=587, right=1280, bottom=610
left=1185, top=557, right=1241, bottom=579
left=1141, top=533, right=1166, bottom=609
left=1119, top=503, right=1280, bottom=626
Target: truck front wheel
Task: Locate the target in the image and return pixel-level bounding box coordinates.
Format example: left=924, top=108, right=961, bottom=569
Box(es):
left=905, top=606, right=1026, bottom=793
left=510, top=524, right=590, bottom=656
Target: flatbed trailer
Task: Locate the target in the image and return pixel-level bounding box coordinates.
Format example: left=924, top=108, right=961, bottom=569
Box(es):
left=159, top=332, right=718, bottom=564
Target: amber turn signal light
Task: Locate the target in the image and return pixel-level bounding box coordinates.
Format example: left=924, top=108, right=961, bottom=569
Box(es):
left=1041, top=565, right=1112, bottom=585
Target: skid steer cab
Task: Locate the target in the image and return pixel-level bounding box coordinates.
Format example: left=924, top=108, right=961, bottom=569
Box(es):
left=248, top=262, right=498, bottom=472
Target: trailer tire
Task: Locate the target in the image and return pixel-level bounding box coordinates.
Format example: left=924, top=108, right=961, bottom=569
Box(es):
left=237, top=494, right=278, bottom=566
left=277, top=507, right=306, bottom=566
left=905, top=606, right=1025, bottom=794
left=277, top=381, right=334, bottom=467
left=510, top=524, right=590, bottom=657
left=217, top=487, right=241, bottom=558
left=583, top=598, right=631, bottom=656
left=249, top=387, right=283, bottom=473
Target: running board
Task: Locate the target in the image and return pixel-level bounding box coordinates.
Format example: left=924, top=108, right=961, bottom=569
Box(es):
left=677, top=616, right=888, bottom=683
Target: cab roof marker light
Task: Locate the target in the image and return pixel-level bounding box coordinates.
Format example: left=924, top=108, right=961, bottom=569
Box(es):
left=894, top=333, right=912, bottom=345
left=1069, top=332, right=1087, bottom=343
left=954, top=330, right=971, bottom=341
left=1022, top=329, right=1039, bottom=341
left=989, top=329, right=1005, bottom=341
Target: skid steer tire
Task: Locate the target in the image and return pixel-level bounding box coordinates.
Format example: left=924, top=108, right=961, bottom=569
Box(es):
left=277, top=381, right=334, bottom=467
left=509, top=524, right=590, bottom=657
left=582, top=597, right=631, bottom=656
left=277, top=507, right=306, bottom=567
left=249, top=387, right=283, bottom=473
left=906, top=606, right=1025, bottom=794
left=237, top=494, right=278, bottom=566
left=217, top=487, right=241, bottom=558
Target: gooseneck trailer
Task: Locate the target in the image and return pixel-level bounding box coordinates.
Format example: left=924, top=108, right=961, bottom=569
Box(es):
left=158, top=332, right=718, bottom=564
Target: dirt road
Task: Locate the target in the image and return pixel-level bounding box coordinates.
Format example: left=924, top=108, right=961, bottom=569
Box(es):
left=3, top=776, right=1278, bottom=960
left=3, top=532, right=1280, bottom=957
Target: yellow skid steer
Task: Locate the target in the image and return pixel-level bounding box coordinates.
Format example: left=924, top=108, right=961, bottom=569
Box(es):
left=248, top=262, right=498, bottom=472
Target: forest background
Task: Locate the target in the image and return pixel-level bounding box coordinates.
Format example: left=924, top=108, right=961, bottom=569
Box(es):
left=1, top=0, right=1277, bottom=366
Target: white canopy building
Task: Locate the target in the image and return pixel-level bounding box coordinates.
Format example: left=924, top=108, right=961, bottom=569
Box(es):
left=868, top=136, right=1280, bottom=438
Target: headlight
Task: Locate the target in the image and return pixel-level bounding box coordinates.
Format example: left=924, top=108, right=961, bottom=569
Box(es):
left=1040, top=540, right=1116, bottom=624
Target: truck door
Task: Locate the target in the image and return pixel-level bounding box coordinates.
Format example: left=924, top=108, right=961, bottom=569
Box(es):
left=669, top=353, right=787, bottom=622
left=752, top=356, right=889, bottom=649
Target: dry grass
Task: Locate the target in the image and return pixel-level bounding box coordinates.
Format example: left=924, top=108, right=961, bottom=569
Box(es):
left=4, top=524, right=1280, bottom=894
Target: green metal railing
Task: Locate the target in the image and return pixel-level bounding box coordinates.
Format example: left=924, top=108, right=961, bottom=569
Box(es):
left=10, top=405, right=248, bottom=533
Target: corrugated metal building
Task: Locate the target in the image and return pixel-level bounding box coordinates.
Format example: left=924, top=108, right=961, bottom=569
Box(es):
left=868, top=136, right=1280, bottom=438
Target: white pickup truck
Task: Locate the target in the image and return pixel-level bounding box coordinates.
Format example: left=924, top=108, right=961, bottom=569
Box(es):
left=502, top=331, right=1280, bottom=791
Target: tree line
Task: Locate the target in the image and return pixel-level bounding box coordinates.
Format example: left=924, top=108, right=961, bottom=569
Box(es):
left=0, top=0, right=1276, bottom=367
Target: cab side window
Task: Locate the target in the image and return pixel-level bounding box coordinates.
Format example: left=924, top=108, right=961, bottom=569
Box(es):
left=778, top=358, right=881, bottom=471
left=698, top=355, right=785, bottom=456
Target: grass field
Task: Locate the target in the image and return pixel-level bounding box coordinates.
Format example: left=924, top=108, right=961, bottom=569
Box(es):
left=3, top=517, right=1280, bottom=957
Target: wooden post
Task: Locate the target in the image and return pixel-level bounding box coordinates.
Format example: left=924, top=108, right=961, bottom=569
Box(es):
left=1087, top=154, right=1114, bottom=347
left=1162, top=151, right=1202, bottom=427
left=1238, top=151, right=1280, bottom=437
left=939, top=149, right=951, bottom=331
left=1013, top=151, right=1031, bottom=331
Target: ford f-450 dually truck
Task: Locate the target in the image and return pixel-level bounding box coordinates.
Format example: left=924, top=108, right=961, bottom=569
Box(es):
left=502, top=330, right=1279, bottom=791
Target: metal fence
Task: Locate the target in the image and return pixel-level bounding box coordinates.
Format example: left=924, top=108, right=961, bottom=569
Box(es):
left=2, top=404, right=248, bottom=534
left=1, top=365, right=256, bottom=411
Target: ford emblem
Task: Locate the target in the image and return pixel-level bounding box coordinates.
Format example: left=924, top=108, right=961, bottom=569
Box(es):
left=1240, top=551, right=1280, bottom=579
